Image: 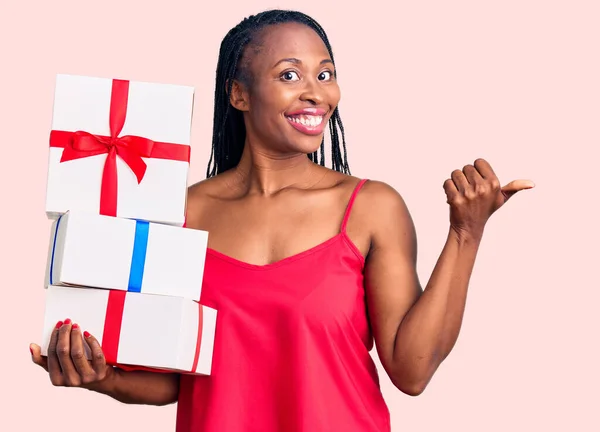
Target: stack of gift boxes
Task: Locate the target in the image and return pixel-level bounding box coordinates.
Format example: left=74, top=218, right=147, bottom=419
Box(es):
left=39, top=74, right=217, bottom=375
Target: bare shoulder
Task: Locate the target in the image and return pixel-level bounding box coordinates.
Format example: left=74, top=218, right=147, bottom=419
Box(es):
left=187, top=176, right=218, bottom=201
left=189, top=169, right=243, bottom=198
left=185, top=171, right=238, bottom=222
left=319, top=172, right=414, bottom=231
left=355, top=179, right=413, bottom=224
left=352, top=179, right=417, bottom=252
left=360, top=180, right=408, bottom=208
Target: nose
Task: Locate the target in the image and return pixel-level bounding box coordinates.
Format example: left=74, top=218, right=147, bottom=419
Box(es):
left=299, top=78, right=324, bottom=105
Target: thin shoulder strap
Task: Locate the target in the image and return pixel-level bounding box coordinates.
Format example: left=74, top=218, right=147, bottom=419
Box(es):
left=341, top=179, right=368, bottom=233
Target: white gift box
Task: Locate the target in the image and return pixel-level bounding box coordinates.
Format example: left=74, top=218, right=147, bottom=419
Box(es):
left=46, top=74, right=194, bottom=226
left=45, top=211, right=208, bottom=302
left=41, top=285, right=217, bottom=375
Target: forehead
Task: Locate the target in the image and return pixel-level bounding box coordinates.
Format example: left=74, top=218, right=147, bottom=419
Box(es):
left=252, top=22, right=331, bottom=62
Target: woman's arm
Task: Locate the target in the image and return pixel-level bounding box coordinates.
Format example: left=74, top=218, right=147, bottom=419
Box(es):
left=365, top=209, right=479, bottom=396
left=90, top=367, right=180, bottom=406
left=363, top=159, right=533, bottom=396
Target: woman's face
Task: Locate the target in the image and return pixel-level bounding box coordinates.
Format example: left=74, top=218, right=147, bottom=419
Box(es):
left=233, top=22, right=341, bottom=157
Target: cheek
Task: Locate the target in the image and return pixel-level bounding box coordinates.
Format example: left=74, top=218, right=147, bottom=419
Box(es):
left=327, top=83, right=341, bottom=105
left=271, top=87, right=298, bottom=114
left=251, top=83, right=296, bottom=115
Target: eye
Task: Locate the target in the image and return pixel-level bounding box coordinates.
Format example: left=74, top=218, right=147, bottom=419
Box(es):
left=318, top=70, right=333, bottom=81
left=281, top=71, right=300, bottom=81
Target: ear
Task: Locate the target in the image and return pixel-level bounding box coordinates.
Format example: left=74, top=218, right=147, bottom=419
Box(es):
left=227, top=79, right=249, bottom=112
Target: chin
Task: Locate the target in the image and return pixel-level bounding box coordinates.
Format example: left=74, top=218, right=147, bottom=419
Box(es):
left=287, top=135, right=324, bottom=156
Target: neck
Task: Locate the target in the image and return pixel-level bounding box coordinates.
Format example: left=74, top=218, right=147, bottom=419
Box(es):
left=232, top=138, right=320, bottom=196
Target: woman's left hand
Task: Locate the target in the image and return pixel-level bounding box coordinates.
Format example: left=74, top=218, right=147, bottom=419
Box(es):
left=443, top=158, right=534, bottom=240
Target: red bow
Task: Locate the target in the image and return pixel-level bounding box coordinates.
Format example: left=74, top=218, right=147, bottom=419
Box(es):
left=49, top=79, right=190, bottom=217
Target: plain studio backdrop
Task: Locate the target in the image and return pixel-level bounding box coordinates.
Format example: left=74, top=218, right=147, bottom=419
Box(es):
left=1, top=1, right=598, bottom=431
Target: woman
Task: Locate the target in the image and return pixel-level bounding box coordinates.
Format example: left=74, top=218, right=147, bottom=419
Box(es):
left=31, top=9, right=533, bottom=432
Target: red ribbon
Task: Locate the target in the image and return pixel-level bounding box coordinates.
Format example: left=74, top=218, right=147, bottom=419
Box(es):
left=103, top=291, right=126, bottom=365
left=49, top=79, right=191, bottom=217
left=102, top=291, right=205, bottom=374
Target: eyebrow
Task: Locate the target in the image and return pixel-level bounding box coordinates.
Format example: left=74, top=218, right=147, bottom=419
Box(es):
left=272, top=57, right=333, bottom=68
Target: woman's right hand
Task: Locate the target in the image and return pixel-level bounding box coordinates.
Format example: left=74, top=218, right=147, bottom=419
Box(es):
left=30, top=319, right=115, bottom=391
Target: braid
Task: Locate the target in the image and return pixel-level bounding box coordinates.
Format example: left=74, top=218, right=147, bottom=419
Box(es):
left=207, top=10, right=351, bottom=178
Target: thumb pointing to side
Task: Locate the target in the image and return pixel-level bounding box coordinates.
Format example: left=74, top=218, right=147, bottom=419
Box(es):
left=501, top=179, right=535, bottom=201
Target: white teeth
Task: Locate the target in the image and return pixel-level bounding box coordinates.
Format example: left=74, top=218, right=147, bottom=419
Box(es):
left=287, top=115, right=323, bottom=128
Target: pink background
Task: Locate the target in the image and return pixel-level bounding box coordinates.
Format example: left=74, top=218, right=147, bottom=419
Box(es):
left=2, top=0, right=598, bottom=430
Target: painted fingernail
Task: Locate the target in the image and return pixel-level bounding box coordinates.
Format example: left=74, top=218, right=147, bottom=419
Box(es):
left=64, top=318, right=72, bottom=325
left=83, top=331, right=91, bottom=338
left=72, top=323, right=79, bottom=330
left=29, top=345, right=33, bottom=355
left=55, top=321, right=63, bottom=329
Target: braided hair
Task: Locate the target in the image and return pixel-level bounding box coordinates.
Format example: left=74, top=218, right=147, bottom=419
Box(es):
left=206, top=9, right=351, bottom=178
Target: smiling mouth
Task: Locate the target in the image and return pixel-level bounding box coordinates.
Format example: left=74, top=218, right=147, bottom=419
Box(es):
left=285, top=114, right=324, bottom=128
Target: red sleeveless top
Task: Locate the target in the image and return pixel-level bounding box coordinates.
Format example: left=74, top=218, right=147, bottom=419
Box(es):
left=176, top=179, right=391, bottom=431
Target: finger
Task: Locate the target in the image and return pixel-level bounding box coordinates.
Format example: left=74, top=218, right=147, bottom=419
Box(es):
left=451, top=169, right=469, bottom=192
left=47, top=320, right=64, bottom=385
left=30, top=343, right=48, bottom=372
left=443, top=178, right=458, bottom=202
left=462, top=164, right=484, bottom=185
left=56, top=319, right=81, bottom=386
left=501, top=179, right=536, bottom=200
left=473, top=158, right=497, bottom=179
left=70, top=324, right=95, bottom=378
left=84, top=331, right=108, bottom=375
